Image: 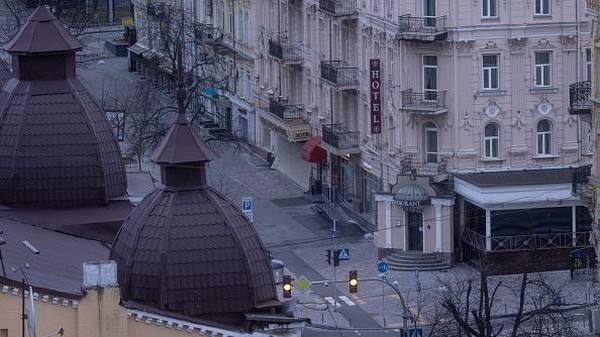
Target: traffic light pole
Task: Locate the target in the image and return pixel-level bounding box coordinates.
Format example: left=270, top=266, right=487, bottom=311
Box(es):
left=331, top=217, right=337, bottom=312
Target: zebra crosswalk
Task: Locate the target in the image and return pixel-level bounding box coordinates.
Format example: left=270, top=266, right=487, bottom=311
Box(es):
left=323, top=295, right=357, bottom=308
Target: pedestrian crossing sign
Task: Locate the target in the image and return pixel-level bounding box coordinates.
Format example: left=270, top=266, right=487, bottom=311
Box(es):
left=407, top=327, right=423, bottom=337
left=336, top=248, right=350, bottom=261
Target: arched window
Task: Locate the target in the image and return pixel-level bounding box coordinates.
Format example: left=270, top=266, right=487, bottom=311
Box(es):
left=424, top=122, right=438, bottom=163
left=537, top=120, right=552, bottom=155
left=484, top=123, right=499, bottom=159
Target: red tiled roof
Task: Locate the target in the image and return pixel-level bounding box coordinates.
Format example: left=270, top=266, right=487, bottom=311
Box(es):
left=0, top=78, right=127, bottom=206
left=109, top=187, right=278, bottom=321
left=4, top=6, right=82, bottom=54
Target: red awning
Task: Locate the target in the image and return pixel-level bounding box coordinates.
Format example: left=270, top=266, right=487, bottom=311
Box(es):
left=301, top=136, right=327, bottom=162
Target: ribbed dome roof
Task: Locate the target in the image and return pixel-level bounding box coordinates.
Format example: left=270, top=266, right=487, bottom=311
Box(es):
left=0, top=6, right=126, bottom=206
left=394, top=183, right=430, bottom=202
left=109, top=186, right=278, bottom=318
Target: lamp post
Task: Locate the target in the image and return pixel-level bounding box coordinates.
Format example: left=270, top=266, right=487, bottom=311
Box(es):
left=12, top=265, right=30, bottom=337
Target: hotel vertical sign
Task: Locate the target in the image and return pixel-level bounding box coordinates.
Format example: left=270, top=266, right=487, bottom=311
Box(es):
left=370, top=59, right=381, bottom=134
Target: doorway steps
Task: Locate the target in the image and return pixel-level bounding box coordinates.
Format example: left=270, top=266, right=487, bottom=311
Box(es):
left=384, top=251, right=450, bottom=272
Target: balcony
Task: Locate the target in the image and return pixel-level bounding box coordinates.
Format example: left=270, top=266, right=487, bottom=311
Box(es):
left=397, top=15, right=448, bottom=42
left=194, top=23, right=222, bottom=44
left=268, top=98, right=304, bottom=120
left=322, top=124, right=360, bottom=154
left=319, top=0, right=358, bottom=17
left=572, top=165, right=592, bottom=195
left=568, top=81, right=591, bottom=115
left=400, top=89, right=447, bottom=114
left=320, top=60, right=359, bottom=90
left=401, top=156, right=449, bottom=182
left=268, top=36, right=303, bottom=65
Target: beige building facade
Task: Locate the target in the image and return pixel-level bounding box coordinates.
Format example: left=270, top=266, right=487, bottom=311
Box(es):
left=254, top=0, right=595, bottom=271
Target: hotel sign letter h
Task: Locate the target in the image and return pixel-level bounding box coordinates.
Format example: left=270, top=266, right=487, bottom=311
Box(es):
left=370, top=59, right=382, bottom=134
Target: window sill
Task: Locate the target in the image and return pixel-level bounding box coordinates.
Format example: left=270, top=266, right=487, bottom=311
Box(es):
left=481, top=16, right=500, bottom=22
left=533, top=14, right=552, bottom=18
left=529, top=87, right=558, bottom=94
left=480, top=158, right=504, bottom=163
left=478, top=89, right=507, bottom=97
left=533, top=155, right=559, bottom=159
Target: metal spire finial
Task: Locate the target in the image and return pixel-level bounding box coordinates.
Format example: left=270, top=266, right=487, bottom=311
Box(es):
left=175, top=43, right=187, bottom=117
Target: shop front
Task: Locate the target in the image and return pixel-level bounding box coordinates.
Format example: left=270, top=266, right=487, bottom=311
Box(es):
left=374, top=172, right=455, bottom=265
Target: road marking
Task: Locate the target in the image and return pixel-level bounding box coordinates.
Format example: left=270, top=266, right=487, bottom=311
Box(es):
left=338, top=295, right=356, bottom=306
left=324, top=296, right=341, bottom=308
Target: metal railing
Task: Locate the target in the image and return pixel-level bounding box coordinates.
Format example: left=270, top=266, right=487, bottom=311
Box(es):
left=588, top=0, right=600, bottom=11
left=268, top=99, right=304, bottom=120
left=572, top=165, right=592, bottom=194
left=322, top=124, right=360, bottom=150
left=463, top=228, right=592, bottom=252
left=568, top=80, right=591, bottom=114
left=319, top=0, right=358, bottom=16
left=397, top=15, right=448, bottom=35
left=194, top=23, right=222, bottom=43
left=400, top=89, right=447, bottom=112
left=401, top=156, right=448, bottom=176
left=320, top=61, right=359, bottom=87
left=268, top=38, right=303, bottom=62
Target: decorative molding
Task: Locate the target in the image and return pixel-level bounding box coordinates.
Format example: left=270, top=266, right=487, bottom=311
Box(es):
left=483, top=40, right=498, bottom=50
left=306, top=3, right=317, bottom=12
left=483, top=100, right=501, bottom=118
left=533, top=37, right=554, bottom=49
left=455, top=40, right=475, bottom=54
left=460, top=112, right=474, bottom=130
left=377, top=30, right=387, bottom=40
left=0, top=283, right=80, bottom=309
left=560, top=35, right=577, bottom=48
left=508, top=37, right=527, bottom=51
left=512, top=110, right=527, bottom=129
left=532, top=96, right=555, bottom=116
left=362, top=25, right=373, bottom=36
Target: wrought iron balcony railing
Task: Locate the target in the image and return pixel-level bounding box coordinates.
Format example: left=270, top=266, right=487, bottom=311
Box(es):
left=463, top=228, right=592, bottom=252
left=320, top=60, right=359, bottom=88
left=588, top=0, right=600, bottom=11
left=401, top=156, right=448, bottom=176
left=400, top=89, right=447, bottom=114
left=268, top=99, right=304, bottom=120
left=568, top=80, right=591, bottom=115
left=319, top=0, right=358, bottom=17
left=194, top=23, right=222, bottom=43
left=397, top=15, right=448, bottom=42
left=572, top=165, right=592, bottom=195
left=322, top=124, right=359, bottom=150
left=268, top=38, right=303, bottom=63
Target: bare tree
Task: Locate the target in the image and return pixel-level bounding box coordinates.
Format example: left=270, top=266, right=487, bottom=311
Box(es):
left=432, top=253, right=580, bottom=337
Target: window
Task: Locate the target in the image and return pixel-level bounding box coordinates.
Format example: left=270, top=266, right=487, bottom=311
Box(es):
left=423, top=56, right=438, bottom=101
left=484, top=123, right=499, bottom=158
left=534, top=0, right=550, bottom=15
left=425, top=122, right=438, bottom=163
left=536, top=120, right=552, bottom=155
left=584, top=121, right=593, bottom=154
left=534, top=52, right=551, bottom=87
left=482, top=55, right=499, bottom=90
left=482, top=0, right=497, bottom=18
left=586, top=48, right=592, bottom=81
left=423, top=0, right=436, bottom=27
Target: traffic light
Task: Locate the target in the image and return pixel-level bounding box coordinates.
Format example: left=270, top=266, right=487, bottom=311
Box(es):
left=282, top=274, right=292, bottom=298
left=349, top=270, right=358, bottom=293
left=325, top=249, right=331, bottom=265
left=333, top=249, right=340, bottom=266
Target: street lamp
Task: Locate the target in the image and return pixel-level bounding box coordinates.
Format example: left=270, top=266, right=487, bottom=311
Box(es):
left=12, top=264, right=30, bottom=337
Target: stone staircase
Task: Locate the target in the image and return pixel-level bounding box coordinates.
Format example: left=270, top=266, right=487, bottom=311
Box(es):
left=384, top=251, right=450, bottom=271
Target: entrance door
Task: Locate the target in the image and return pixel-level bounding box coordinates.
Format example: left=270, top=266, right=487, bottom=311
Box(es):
left=407, top=212, right=424, bottom=251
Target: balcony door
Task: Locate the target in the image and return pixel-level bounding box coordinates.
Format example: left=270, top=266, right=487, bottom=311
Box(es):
left=423, top=55, right=438, bottom=101
left=423, top=0, right=436, bottom=27
left=425, top=122, right=438, bottom=163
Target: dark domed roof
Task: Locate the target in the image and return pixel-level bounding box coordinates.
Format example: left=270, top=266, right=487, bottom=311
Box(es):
left=109, top=186, right=278, bottom=318
left=0, top=6, right=127, bottom=206
left=110, top=57, right=278, bottom=324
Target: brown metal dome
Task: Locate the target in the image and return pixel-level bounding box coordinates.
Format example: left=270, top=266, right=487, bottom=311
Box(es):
left=110, top=57, right=278, bottom=324
left=0, top=6, right=127, bottom=206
